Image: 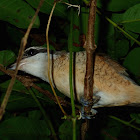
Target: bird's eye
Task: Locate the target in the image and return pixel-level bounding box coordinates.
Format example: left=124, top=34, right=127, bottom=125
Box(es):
left=26, top=49, right=38, bottom=56
left=23, top=47, right=47, bottom=58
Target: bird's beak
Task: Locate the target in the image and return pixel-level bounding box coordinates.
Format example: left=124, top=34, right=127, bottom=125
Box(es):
left=8, top=63, right=16, bottom=70
left=8, top=60, right=25, bottom=71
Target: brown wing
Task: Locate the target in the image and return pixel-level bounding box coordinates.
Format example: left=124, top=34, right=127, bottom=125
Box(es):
left=97, top=54, right=128, bottom=76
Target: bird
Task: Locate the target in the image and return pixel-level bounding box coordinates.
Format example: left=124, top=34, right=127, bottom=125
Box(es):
left=10, top=46, right=140, bottom=108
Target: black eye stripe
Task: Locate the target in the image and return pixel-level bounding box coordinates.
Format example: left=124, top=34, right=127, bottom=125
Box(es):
left=23, top=48, right=46, bottom=57
left=23, top=47, right=54, bottom=58
left=27, top=49, right=37, bottom=56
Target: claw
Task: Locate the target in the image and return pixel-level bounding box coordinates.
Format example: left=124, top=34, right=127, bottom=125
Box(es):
left=80, top=95, right=100, bottom=106
left=80, top=107, right=97, bottom=119
left=80, top=96, right=99, bottom=119
left=80, top=96, right=92, bottom=107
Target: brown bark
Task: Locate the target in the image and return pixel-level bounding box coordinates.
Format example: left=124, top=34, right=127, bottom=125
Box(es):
left=84, top=0, right=97, bottom=116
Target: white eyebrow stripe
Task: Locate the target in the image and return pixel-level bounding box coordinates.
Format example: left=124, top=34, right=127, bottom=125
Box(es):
left=23, top=46, right=61, bottom=60
left=23, top=47, right=47, bottom=58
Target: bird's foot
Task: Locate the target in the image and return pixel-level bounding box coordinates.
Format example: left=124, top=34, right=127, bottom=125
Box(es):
left=80, top=95, right=100, bottom=107
left=93, top=95, right=101, bottom=104
left=80, top=107, right=97, bottom=119
left=79, top=96, right=100, bottom=119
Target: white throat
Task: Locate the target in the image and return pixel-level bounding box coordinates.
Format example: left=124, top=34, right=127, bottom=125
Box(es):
left=11, top=52, right=50, bottom=82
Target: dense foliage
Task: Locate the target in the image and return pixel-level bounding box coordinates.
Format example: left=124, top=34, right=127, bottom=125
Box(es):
left=0, top=0, right=140, bottom=139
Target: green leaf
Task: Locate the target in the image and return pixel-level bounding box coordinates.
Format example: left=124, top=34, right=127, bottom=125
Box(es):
left=26, top=0, right=68, bottom=18
left=102, top=118, right=139, bottom=140
left=70, top=9, right=83, bottom=52
left=0, top=49, right=16, bottom=75
left=126, top=30, right=139, bottom=46
left=115, top=39, right=129, bottom=58
left=0, top=80, right=52, bottom=111
left=122, top=3, right=140, bottom=33
left=80, top=8, right=100, bottom=45
left=106, top=38, right=129, bottom=60
left=0, top=80, right=37, bottom=111
left=0, top=117, right=50, bottom=140
left=59, top=120, right=73, bottom=140
left=97, top=0, right=140, bottom=12
left=80, top=7, right=88, bottom=35
left=6, top=26, right=23, bottom=45
left=28, top=110, right=42, bottom=120
left=102, top=119, right=122, bottom=140
left=103, top=13, right=136, bottom=59
left=123, top=48, right=140, bottom=76
left=0, top=0, right=40, bottom=28
left=111, top=13, right=123, bottom=23
left=0, top=50, right=16, bottom=66
left=7, top=93, right=38, bottom=111
left=72, top=11, right=81, bottom=51
left=0, top=80, right=28, bottom=93
left=59, top=120, right=80, bottom=140
left=130, top=113, right=140, bottom=124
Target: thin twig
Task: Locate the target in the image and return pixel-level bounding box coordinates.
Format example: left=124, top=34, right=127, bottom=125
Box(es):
left=96, top=9, right=140, bottom=46
left=0, top=0, right=44, bottom=120
left=46, top=1, right=67, bottom=116
left=61, top=2, right=80, bottom=15
left=109, top=115, right=140, bottom=131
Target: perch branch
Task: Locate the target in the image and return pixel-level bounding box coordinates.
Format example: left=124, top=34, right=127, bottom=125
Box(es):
left=82, top=0, right=97, bottom=139
left=84, top=0, right=97, bottom=116
left=0, top=65, right=68, bottom=107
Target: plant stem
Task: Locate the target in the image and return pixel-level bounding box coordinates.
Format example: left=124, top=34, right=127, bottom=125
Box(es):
left=84, top=0, right=97, bottom=115
left=68, top=6, right=77, bottom=140
left=72, top=118, right=77, bottom=140
left=68, top=6, right=76, bottom=118
left=96, top=9, right=140, bottom=46
left=109, top=115, right=140, bottom=131
left=28, top=88, right=58, bottom=140
left=46, top=1, right=67, bottom=116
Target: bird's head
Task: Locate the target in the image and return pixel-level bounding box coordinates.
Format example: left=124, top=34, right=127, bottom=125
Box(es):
left=10, top=46, right=49, bottom=82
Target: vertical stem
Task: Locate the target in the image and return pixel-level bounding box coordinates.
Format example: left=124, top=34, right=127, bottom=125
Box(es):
left=72, top=118, right=77, bottom=140
left=84, top=0, right=97, bottom=114
left=68, top=7, right=76, bottom=118
left=46, top=2, right=67, bottom=116
left=69, top=51, right=76, bottom=116
left=68, top=7, right=76, bottom=140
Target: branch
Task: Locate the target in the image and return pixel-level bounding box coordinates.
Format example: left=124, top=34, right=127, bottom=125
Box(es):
left=0, top=65, right=68, bottom=107
left=82, top=0, right=97, bottom=139
left=84, top=0, right=97, bottom=116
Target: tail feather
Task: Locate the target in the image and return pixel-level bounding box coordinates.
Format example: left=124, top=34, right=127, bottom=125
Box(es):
left=128, top=85, right=140, bottom=105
